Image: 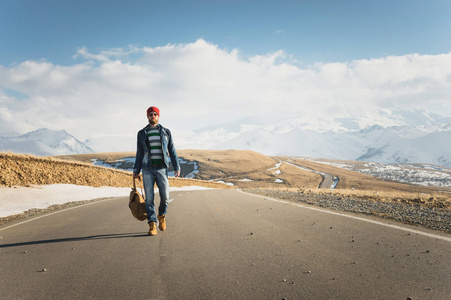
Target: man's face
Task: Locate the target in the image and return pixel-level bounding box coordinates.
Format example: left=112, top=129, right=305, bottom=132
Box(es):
left=148, top=112, right=159, bottom=125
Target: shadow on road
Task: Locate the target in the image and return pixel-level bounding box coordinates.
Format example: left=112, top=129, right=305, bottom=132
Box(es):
left=0, top=232, right=147, bottom=248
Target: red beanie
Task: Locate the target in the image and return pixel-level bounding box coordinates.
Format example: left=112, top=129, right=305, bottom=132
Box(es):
left=147, top=106, right=160, bottom=116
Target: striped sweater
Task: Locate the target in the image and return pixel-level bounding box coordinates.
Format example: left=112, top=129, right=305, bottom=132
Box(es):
left=147, top=127, right=163, bottom=166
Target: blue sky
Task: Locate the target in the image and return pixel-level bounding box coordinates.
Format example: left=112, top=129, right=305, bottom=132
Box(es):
left=2, top=0, right=450, bottom=65
left=1, top=0, right=450, bottom=150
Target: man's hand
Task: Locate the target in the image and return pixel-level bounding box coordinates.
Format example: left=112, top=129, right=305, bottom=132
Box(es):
left=133, top=173, right=141, bottom=181
left=174, top=170, right=181, bottom=177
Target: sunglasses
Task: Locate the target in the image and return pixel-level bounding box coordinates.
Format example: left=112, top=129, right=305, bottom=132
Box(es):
left=148, top=113, right=158, bottom=116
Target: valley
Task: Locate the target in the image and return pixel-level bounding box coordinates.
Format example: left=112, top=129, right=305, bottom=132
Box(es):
left=2, top=150, right=450, bottom=232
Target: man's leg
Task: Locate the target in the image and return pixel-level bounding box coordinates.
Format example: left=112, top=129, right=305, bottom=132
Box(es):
left=155, top=168, right=170, bottom=230
left=142, top=169, right=158, bottom=224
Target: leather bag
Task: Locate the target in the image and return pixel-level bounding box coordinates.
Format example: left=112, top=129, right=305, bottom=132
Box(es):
left=129, top=177, right=147, bottom=221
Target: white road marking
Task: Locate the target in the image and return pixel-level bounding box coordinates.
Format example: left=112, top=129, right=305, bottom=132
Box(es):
left=238, top=190, right=451, bottom=242
left=3, top=190, right=450, bottom=243
left=0, top=197, right=117, bottom=232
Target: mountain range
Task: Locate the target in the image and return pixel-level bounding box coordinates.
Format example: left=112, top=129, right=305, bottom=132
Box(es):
left=183, top=109, right=451, bottom=168
left=0, top=109, right=450, bottom=168
left=0, top=128, right=92, bottom=156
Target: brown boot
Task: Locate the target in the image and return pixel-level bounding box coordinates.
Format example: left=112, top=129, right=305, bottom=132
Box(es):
left=158, top=215, right=166, bottom=231
left=148, top=222, right=157, bottom=236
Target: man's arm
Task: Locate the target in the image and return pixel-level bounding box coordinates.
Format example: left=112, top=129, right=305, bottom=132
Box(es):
left=167, top=129, right=181, bottom=177
left=133, top=130, right=144, bottom=178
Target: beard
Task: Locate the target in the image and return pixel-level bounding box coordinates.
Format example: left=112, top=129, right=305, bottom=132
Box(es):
left=149, top=119, right=158, bottom=125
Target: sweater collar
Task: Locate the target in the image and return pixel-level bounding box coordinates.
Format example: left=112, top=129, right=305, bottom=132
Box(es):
left=144, top=123, right=161, bottom=131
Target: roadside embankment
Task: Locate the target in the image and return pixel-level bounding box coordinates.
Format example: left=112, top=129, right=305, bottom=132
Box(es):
left=244, top=188, right=451, bottom=233
left=0, top=152, right=231, bottom=189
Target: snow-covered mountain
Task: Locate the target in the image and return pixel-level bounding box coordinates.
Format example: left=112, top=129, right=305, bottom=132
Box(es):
left=1, top=109, right=449, bottom=168
left=84, top=135, right=135, bottom=153
left=187, top=109, right=451, bottom=168
left=354, top=125, right=451, bottom=166
left=0, top=128, right=93, bottom=156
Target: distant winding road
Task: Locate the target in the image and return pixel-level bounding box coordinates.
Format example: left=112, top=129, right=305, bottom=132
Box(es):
left=281, top=160, right=339, bottom=189
left=1, top=189, right=450, bottom=299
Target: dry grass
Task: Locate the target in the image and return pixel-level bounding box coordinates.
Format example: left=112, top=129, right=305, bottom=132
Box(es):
left=54, top=152, right=136, bottom=164
left=0, top=152, right=229, bottom=189
left=178, top=149, right=277, bottom=179
left=57, top=150, right=322, bottom=189
left=176, top=150, right=322, bottom=189
left=278, top=157, right=450, bottom=208
left=12, top=150, right=450, bottom=208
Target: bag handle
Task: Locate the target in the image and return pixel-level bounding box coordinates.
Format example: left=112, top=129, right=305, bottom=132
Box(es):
left=133, top=176, right=145, bottom=195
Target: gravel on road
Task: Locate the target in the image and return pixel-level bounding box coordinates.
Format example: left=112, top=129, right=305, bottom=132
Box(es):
left=243, top=188, right=451, bottom=234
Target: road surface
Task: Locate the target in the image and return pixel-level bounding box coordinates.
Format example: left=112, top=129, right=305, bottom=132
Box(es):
left=318, top=174, right=334, bottom=189
left=1, top=189, right=450, bottom=299
left=281, top=160, right=338, bottom=189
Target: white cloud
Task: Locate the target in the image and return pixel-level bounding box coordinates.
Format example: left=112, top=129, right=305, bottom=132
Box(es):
left=73, top=47, right=109, bottom=62
left=73, top=45, right=141, bottom=62
left=0, top=39, right=450, bottom=149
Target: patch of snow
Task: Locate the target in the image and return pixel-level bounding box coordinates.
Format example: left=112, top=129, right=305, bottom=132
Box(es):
left=283, top=160, right=329, bottom=177
left=331, top=177, right=339, bottom=189
left=267, top=162, right=282, bottom=171
left=275, top=179, right=284, bottom=183
left=274, top=170, right=281, bottom=175
left=306, top=158, right=451, bottom=188
left=0, top=184, right=214, bottom=218
left=214, top=180, right=234, bottom=186
left=239, top=178, right=254, bottom=182
left=309, top=160, right=353, bottom=169
left=91, top=157, right=135, bottom=172
left=357, top=165, right=451, bottom=188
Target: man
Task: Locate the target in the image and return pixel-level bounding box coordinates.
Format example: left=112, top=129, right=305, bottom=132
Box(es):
left=133, top=106, right=181, bottom=236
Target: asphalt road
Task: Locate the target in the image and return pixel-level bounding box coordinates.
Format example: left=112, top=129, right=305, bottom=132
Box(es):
left=280, top=160, right=336, bottom=189
left=318, top=174, right=334, bottom=189
left=1, top=189, right=450, bottom=299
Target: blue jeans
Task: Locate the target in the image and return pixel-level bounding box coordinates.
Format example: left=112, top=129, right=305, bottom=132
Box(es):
left=142, top=167, right=170, bottom=223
